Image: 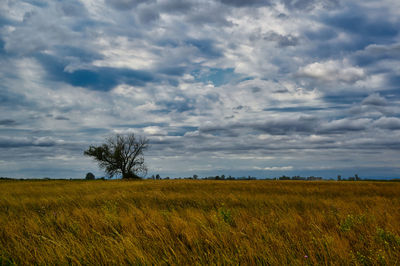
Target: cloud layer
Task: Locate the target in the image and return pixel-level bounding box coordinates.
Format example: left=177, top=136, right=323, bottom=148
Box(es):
left=1, top=0, right=400, bottom=179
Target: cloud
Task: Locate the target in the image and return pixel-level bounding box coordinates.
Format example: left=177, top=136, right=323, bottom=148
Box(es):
left=319, top=118, right=371, bottom=134
left=143, top=126, right=168, bottom=136
left=298, top=60, right=365, bottom=83
left=304, top=27, right=338, bottom=42
left=185, top=39, right=223, bottom=59
left=105, top=0, right=148, bottom=10
left=373, top=117, right=400, bottom=130
left=54, top=115, right=70, bottom=121
left=0, top=136, right=64, bottom=148
left=153, top=97, right=196, bottom=114
left=361, top=93, right=387, bottom=107
left=158, top=0, right=195, bottom=13
left=58, top=1, right=88, bottom=17
left=0, top=119, right=16, bottom=126
left=199, top=116, right=319, bottom=136
left=137, top=6, right=160, bottom=24
left=34, top=53, right=156, bottom=91
left=199, top=115, right=386, bottom=138
left=217, top=0, right=271, bottom=7
left=264, top=31, right=299, bottom=47
left=254, top=166, right=293, bottom=171
left=354, top=43, right=400, bottom=66
left=252, top=116, right=319, bottom=135
left=323, top=6, right=398, bottom=38
left=1, top=0, right=400, bottom=178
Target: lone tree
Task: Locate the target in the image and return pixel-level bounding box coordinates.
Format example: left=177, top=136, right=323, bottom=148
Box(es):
left=84, top=133, right=149, bottom=179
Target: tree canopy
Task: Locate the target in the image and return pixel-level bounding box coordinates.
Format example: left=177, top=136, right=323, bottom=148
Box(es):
left=85, top=172, right=95, bottom=180
left=84, top=133, right=149, bottom=179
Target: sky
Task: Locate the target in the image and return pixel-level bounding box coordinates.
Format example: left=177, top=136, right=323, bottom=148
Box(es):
left=1, top=0, right=400, bottom=179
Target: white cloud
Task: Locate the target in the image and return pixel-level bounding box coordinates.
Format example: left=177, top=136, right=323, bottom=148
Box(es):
left=143, top=126, right=168, bottom=136
left=298, top=60, right=365, bottom=83
left=254, top=166, right=294, bottom=171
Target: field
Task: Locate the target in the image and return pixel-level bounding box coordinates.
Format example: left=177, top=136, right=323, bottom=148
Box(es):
left=1, top=180, right=400, bottom=265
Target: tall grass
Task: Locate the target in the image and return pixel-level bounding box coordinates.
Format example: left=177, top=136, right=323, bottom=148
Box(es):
left=1, top=180, right=399, bottom=265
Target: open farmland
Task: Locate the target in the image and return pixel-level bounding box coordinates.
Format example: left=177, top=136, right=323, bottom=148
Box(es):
left=1, top=180, right=400, bottom=265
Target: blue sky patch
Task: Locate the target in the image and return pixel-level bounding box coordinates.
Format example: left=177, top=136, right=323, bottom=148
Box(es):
left=192, top=68, right=242, bottom=86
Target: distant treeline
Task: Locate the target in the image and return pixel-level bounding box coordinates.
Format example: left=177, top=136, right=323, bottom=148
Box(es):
left=2, top=175, right=400, bottom=182
left=0, top=177, right=90, bottom=181
left=147, top=174, right=400, bottom=182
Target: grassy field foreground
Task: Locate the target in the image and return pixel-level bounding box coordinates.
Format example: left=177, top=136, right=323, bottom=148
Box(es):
left=1, top=180, right=400, bottom=265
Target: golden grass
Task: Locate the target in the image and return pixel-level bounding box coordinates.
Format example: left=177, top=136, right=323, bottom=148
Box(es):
left=1, top=180, right=399, bottom=265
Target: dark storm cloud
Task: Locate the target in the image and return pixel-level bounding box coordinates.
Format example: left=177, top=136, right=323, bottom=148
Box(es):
left=252, top=117, right=319, bottom=135
left=353, top=44, right=400, bottom=67
left=387, top=75, right=400, bottom=89
left=1, top=10, right=91, bottom=57
left=286, top=0, right=340, bottom=10
left=54, top=116, right=69, bottom=121
left=199, top=126, right=240, bottom=137
left=361, top=94, right=387, bottom=107
left=347, top=95, right=393, bottom=117
left=179, top=134, right=338, bottom=155
left=313, top=5, right=400, bottom=60
left=374, top=117, right=400, bottom=130
left=322, top=93, right=366, bottom=105
left=263, top=106, right=326, bottom=112
left=323, top=8, right=398, bottom=39
left=157, top=66, right=186, bottom=76
left=0, top=15, right=12, bottom=28
left=114, top=122, right=169, bottom=128
left=299, top=4, right=399, bottom=61
left=105, top=0, right=148, bottom=10
left=217, top=0, right=271, bottom=7
left=53, top=46, right=103, bottom=63
left=35, top=53, right=155, bottom=91
left=0, top=39, right=5, bottom=55
left=185, top=39, right=223, bottom=58
left=58, top=0, right=88, bottom=17
left=137, top=6, right=160, bottom=23
left=0, top=88, right=31, bottom=108
left=199, top=114, right=400, bottom=138
left=20, top=0, right=48, bottom=8
left=318, top=118, right=370, bottom=134
left=186, top=10, right=233, bottom=27
left=169, top=126, right=199, bottom=136
left=159, top=0, right=194, bottom=13
left=264, top=31, right=299, bottom=47
left=0, top=137, right=61, bottom=148
left=304, top=27, right=338, bottom=42
left=219, top=0, right=339, bottom=10
left=200, top=116, right=319, bottom=136
left=0, top=119, right=16, bottom=126
left=78, top=128, right=112, bottom=135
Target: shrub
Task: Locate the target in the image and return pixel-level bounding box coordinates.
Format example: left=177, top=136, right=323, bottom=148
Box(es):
left=85, top=172, right=95, bottom=180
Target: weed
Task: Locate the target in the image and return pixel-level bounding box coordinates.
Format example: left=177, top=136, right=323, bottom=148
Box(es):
left=376, top=228, right=400, bottom=247
left=339, top=214, right=366, bottom=232
left=218, top=205, right=234, bottom=226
